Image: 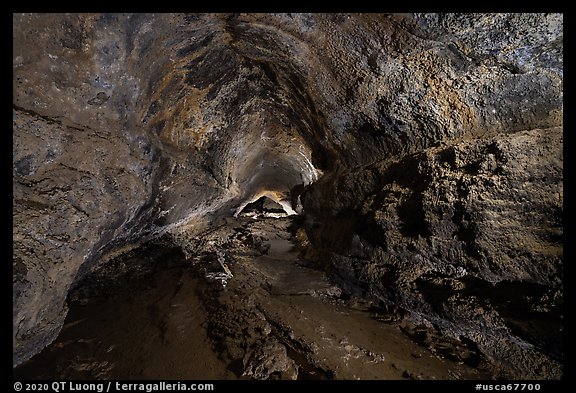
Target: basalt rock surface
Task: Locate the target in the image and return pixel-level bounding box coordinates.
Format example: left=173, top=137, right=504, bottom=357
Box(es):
left=13, top=12, right=562, bottom=377
left=302, top=127, right=563, bottom=379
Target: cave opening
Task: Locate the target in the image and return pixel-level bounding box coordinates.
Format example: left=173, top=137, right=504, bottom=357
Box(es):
left=233, top=188, right=298, bottom=218
left=13, top=12, right=563, bottom=381
left=236, top=195, right=289, bottom=218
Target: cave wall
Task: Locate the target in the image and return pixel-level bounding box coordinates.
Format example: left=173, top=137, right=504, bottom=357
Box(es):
left=303, top=127, right=563, bottom=378
left=12, top=13, right=224, bottom=366
left=13, top=12, right=562, bottom=375
left=299, top=13, right=563, bottom=379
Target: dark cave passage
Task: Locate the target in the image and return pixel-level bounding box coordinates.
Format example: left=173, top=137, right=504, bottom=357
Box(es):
left=13, top=13, right=563, bottom=380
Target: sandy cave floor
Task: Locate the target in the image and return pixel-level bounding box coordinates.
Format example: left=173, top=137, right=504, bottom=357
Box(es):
left=14, top=216, right=495, bottom=380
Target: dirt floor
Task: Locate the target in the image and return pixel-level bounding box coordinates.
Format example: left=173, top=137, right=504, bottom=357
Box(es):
left=13, top=216, right=495, bottom=380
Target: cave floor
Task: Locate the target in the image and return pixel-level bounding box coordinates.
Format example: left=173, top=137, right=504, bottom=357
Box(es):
left=13, top=217, right=493, bottom=380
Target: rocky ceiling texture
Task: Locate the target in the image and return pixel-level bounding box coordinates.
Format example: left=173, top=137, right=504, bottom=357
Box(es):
left=13, top=13, right=563, bottom=378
